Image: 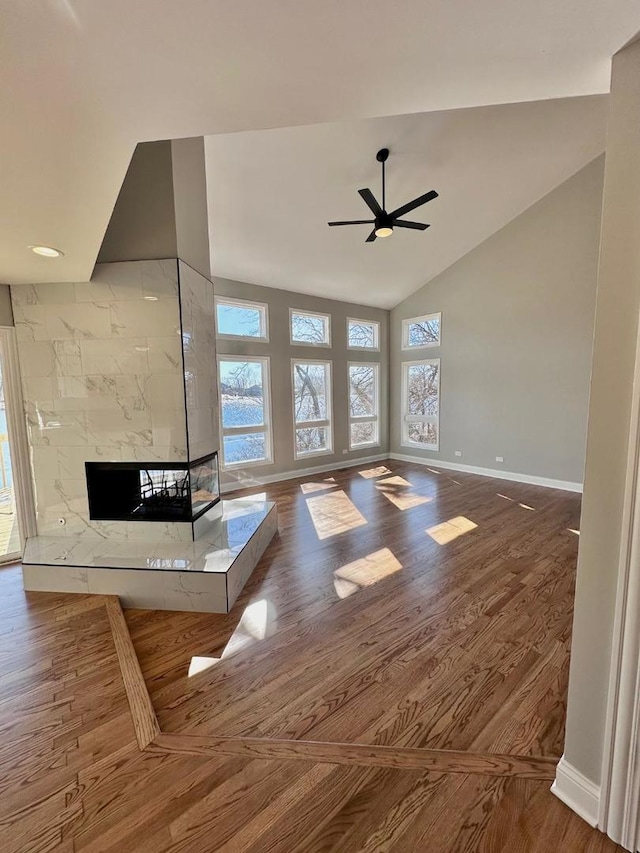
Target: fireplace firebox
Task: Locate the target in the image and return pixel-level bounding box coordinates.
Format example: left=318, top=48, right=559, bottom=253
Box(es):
left=86, top=452, right=220, bottom=523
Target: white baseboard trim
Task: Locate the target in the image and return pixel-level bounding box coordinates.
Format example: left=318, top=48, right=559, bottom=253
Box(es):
left=221, top=452, right=389, bottom=494
left=389, top=452, right=583, bottom=493
left=551, top=756, right=600, bottom=827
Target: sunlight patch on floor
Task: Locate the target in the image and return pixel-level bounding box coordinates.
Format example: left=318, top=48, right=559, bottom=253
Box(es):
left=306, top=489, right=367, bottom=540
left=568, top=528, right=580, bottom=536
left=300, top=477, right=337, bottom=494
left=427, top=515, right=478, bottom=545
left=358, top=466, right=392, bottom=479
left=375, top=476, right=432, bottom=510
left=519, top=503, right=535, bottom=511
left=497, top=493, right=515, bottom=502
left=188, top=598, right=274, bottom=677
left=334, top=548, right=402, bottom=599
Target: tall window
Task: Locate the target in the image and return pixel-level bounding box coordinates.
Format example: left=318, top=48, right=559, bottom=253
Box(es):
left=290, top=309, right=331, bottom=346
left=348, top=363, right=379, bottom=449
left=215, top=296, right=269, bottom=341
left=401, top=359, right=440, bottom=450
left=218, top=357, right=272, bottom=467
left=402, top=312, right=441, bottom=349
left=347, top=318, right=380, bottom=350
left=292, top=360, right=332, bottom=457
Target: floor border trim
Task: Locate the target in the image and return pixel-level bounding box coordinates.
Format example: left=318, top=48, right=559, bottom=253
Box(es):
left=104, top=595, right=559, bottom=781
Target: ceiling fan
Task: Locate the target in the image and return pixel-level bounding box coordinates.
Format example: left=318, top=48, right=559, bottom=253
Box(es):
left=328, top=148, right=438, bottom=243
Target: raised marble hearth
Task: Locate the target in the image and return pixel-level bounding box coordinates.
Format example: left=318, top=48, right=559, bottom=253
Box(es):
left=22, top=497, right=277, bottom=613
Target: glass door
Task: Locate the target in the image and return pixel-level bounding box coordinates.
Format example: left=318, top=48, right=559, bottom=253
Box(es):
left=0, top=328, right=35, bottom=563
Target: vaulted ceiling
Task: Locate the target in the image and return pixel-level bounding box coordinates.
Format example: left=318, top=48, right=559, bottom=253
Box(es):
left=206, top=96, right=608, bottom=308
left=2, top=1, right=639, bottom=288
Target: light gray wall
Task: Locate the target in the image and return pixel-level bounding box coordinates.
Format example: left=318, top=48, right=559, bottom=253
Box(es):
left=98, top=137, right=211, bottom=279
left=213, top=277, right=389, bottom=488
left=389, top=156, right=604, bottom=485
left=564, top=40, right=640, bottom=786
left=171, top=138, right=211, bottom=280
left=97, top=141, right=178, bottom=264
left=0, top=285, right=14, bottom=325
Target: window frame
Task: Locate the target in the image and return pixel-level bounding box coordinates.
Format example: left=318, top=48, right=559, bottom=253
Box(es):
left=401, top=312, right=441, bottom=350
left=401, top=358, right=440, bottom=452
left=217, top=355, right=273, bottom=469
left=348, top=361, right=380, bottom=450
left=214, top=295, right=270, bottom=343
left=291, top=358, right=333, bottom=459
left=347, top=317, right=380, bottom=352
left=289, top=308, right=332, bottom=348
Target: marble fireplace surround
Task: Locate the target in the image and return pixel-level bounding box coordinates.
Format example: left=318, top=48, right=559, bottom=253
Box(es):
left=11, top=258, right=219, bottom=544
left=22, top=496, right=278, bottom=613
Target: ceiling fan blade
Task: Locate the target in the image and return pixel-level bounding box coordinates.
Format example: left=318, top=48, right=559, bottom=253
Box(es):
left=358, top=188, right=383, bottom=217
left=389, top=190, right=438, bottom=219
left=328, top=219, right=375, bottom=226
left=365, top=228, right=377, bottom=243
left=393, top=220, right=430, bottom=231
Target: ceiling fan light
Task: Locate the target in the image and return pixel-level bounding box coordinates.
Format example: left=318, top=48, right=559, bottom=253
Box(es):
left=374, top=226, right=393, bottom=238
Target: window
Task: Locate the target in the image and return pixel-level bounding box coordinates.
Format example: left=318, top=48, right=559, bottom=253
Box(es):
left=401, top=359, right=440, bottom=450
left=347, top=318, right=380, bottom=350
left=402, top=312, right=441, bottom=349
left=215, top=296, right=268, bottom=341
left=290, top=309, right=331, bottom=346
left=218, top=357, right=272, bottom=467
left=348, top=363, right=379, bottom=449
left=292, top=360, right=332, bottom=457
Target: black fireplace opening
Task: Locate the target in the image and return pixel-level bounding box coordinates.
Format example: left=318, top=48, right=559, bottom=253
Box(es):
left=86, top=452, right=220, bottom=523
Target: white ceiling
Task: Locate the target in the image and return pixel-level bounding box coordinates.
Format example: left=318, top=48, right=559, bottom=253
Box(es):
left=1, top=1, right=638, bottom=287
left=206, top=96, right=608, bottom=308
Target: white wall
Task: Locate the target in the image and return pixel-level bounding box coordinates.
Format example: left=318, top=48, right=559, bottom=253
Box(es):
left=389, top=157, right=604, bottom=486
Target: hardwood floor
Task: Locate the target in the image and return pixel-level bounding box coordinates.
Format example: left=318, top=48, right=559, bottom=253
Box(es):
left=0, top=460, right=625, bottom=851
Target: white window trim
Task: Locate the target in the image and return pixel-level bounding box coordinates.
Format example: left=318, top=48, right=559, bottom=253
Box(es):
left=291, top=358, right=333, bottom=459
left=347, top=317, right=380, bottom=352
left=214, top=295, right=270, bottom=343
left=348, top=361, right=380, bottom=450
left=218, top=355, right=273, bottom=469
left=401, top=312, right=441, bottom=350
left=289, top=308, right=332, bottom=348
left=400, top=358, right=440, bottom=452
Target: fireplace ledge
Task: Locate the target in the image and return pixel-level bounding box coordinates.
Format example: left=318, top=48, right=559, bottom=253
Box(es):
left=22, top=497, right=277, bottom=613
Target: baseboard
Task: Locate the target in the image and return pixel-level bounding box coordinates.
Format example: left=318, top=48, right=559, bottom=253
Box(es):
left=551, top=756, right=600, bottom=827
left=389, top=452, right=583, bottom=493
left=221, top=452, right=389, bottom=494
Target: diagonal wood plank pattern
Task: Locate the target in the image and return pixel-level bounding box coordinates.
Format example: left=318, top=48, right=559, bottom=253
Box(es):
left=0, top=460, right=625, bottom=851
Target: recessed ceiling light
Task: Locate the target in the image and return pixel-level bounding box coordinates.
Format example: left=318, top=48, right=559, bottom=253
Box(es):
left=143, top=296, right=159, bottom=301
left=29, top=245, right=64, bottom=258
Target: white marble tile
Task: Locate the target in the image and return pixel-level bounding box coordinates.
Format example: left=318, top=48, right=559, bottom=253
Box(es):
left=30, top=446, right=61, bottom=479
left=110, top=299, right=181, bottom=339
left=11, top=282, right=78, bottom=306
left=13, top=304, right=50, bottom=342
left=58, top=445, right=121, bottom=479
left=79, top=338, right=150, bottom=375
left=84, top=409, right=153, bottom=448
left=163, top=571, right=227, bottom=612
left=145, top=373, right=186, bottom=412
left=150, top=408, right=188, bottom=451
left=45, top=302, right=112, bottom=340
left=23, top=376, right=56, bottom=405
left=130, top=445, right=187, bottom=463
left=76, top=260, right=178, bottom=303
left=18, top=342, right=57, bottom=377
left=147, top=336, right=183, bottom=374
left=54, top=341, right=83, bottom=376
left=26, top=407, right=88, bottom=446
left=22, top=564, right=89, bottom=594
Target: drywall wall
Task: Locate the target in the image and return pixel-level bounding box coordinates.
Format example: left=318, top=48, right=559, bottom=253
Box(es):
left=98, top=137, right=211, bottom=278
left=389, top=156, right=604, bottom=485
left=97, top=141, right=178, bottom=264
left=213, top=277, right=389, bottom=488
left=0, top=285, right=14, bottom=325
left=563, top=39, right=640, bottom=787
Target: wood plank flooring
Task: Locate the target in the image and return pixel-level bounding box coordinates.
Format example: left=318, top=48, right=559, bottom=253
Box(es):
left=0, top=460, right=625, bottom=851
